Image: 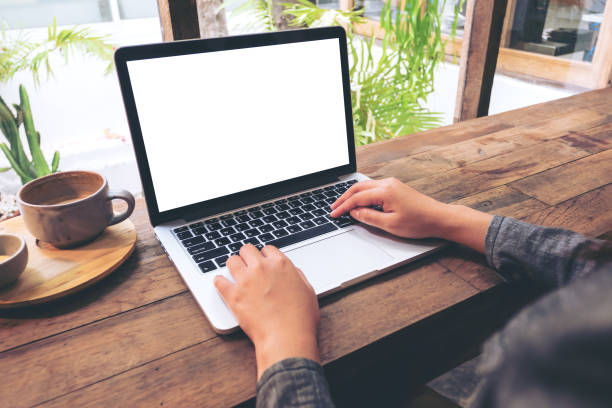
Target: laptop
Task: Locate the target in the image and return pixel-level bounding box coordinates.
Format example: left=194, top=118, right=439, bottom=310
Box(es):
left=114, top=26, right=441, bottom=333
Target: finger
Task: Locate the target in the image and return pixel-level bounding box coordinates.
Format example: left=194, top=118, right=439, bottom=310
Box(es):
left=331, top=180, right=379, bottom=210
left=331, top=189, right=383, bottom=217
left=261, top=244, right=283, bottom=258
left=226, top=254, right=248, bottom=282
left=239, top=244, right=264, bottom=266
left=350, top=207, right=391, bottom=230
left=214, top=275, right=236, bottom=305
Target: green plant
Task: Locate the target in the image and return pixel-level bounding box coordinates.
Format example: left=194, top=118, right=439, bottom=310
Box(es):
left=0, top=85, right=59, bottom=184
left=0, top=19, right=114, bottom=184
left=232, top=0, right=457, bottom=146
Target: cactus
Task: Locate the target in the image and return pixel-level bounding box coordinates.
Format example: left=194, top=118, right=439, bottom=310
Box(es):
left=0, top=84, right=59, bottom=184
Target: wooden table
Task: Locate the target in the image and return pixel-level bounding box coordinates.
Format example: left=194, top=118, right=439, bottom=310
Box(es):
left=2, top=89, right=611, bottom=408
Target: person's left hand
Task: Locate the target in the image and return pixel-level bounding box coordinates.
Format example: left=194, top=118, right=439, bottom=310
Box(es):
left=214, top=244, right=320, bottom=379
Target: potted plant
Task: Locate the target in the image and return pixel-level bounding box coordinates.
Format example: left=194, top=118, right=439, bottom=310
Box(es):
left=0, top=19, right=114, bottom=219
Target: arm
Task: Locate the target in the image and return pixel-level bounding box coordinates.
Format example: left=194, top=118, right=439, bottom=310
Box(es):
left=485, top=216, right=612, bottom=289
left=331, top=178, right=611, bottom=289
left=214, top=245, right=334, bottom=407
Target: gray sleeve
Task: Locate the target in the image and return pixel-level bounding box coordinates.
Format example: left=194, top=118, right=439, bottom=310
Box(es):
left=485, top=215, right=612, bottom=289
left=256, top=358, right=335, bottom=408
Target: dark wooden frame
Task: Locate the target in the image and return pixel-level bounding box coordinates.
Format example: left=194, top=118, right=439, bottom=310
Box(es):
left=156, top=0, right=200, bottom=41
left=454, top=0, right=508, bottom=122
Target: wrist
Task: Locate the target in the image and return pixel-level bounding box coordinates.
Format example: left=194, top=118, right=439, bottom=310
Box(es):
left=254, top=332, right=320, bottom=380
left=434, top=204, right=493, bottom=253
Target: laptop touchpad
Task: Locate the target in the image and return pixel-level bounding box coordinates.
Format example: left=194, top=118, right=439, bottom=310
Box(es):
left=284, top=231, right=393, bottom=293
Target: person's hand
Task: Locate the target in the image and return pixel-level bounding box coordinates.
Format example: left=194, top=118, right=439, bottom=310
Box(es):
left=214, top=244, right=320, bottom=380
left=330, top=178, right=493, bottom=253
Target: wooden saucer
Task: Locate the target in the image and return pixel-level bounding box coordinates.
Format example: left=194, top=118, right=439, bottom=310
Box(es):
left=0, top=216, right=136, bottom=309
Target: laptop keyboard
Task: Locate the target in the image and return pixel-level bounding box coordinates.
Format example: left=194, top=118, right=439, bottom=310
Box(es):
left=172, top=179, right=358, bottom=273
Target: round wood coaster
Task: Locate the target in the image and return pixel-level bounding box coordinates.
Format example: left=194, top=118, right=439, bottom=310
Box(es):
left=0, top=216, right=136, bottom=309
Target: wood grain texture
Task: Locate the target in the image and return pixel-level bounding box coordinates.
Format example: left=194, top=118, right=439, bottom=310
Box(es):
left=2, top=88, right=611, bottom=408
left=510, top=149, right=612, bottom=205
left=0, top=217, right=136, bottom=308
left=36, top=263, right=478, bottom=408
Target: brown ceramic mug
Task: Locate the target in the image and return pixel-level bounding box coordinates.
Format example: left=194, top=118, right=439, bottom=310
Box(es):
left=17, top=171, right=135, bottom=248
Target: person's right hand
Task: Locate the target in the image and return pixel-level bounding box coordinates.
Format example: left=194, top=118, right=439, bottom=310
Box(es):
left=330, top=178, right=449, bottom=239
left=330, top=178, right=493, bottom=253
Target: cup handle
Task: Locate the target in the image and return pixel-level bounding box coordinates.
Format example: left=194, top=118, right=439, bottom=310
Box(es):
left=107, top=189, right=135, bottom=226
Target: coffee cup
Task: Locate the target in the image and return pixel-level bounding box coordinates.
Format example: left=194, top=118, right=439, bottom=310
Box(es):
left=17, top=170, right=135, bottom=248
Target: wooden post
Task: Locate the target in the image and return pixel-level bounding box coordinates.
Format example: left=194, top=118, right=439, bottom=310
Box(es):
left=454, top=0, right=508, bottom=122
left=591, top=0, right=612, bottom=88
left=157, top=0, right=200, bottom=41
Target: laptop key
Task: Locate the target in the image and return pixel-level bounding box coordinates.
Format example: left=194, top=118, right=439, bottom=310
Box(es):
left=234, top=210, right=247, bottom=216
left=177, top=231, right=193, bottom=240
left=276, top=203, right=290, bottom=211
left=274, top=198, right=287, bottom=205
left=313, top=189, right=324, bottom=194
left=237, top=214, right=251, bottom=223
left=198, top=261, right=217, bottom=273
left=262, top=215, right=277, bottom=223
left=248, top=206, right=261, bottom=212
left=220, top=227, right=236, bottom=236
left=205, top=231, right=221, bottom=240
left=334, top=216, right=354, bottom=228
left=288, top=195, right=300, bottom=201
left=273, top=220, right=288, bottom=229
left=323, top=185, right=335, bottom=191
left=260, top=224, right=274, bottom=233
left=204, top=217, right=219, bottom=224
left=188, top=241, right=215, bottom=254
left=267, top=222, right=338, bottom=249
left=302, top=204, right=316, bottom=212
left=346, top=179, right=358, bottom=185
left=312, top=209, right=326, bottom=217
left=255, top=244, right=264, bottom=250
left=174, top=226, right=188, bottom=233
left=324, top=191, right=338, bottom=198
left=313, top=217, right=328, bottom=226
left=228, top=242, right=242, bottom=252
left=276, top=211, right=290, bottom=219
left=221, top=219, right=237, bottom=227
left=235, top=223, right=250, bottom=232
left=289, top=200, right=302, bottom=208
left=220, top=214, right=233, bottom=220
left=243, top=237, right=261, bottom=246
left=289, top=208, right=303, bottom=215
left=287, top=224, right=302, bottom=234
left=263, top=207, right=277, bottom=215
left=214, top=237, right=231, bottom=247
left=193, top=246, right=229, bottom=263
left=208, top=222, right=222, bottom=231
left=181, top=236, right=205, bottom=247
left=313, top=193, right=325, bottom=200
left=262, top=202, right=275, bottom=208
left=300, top=220, right=315, bottom=229
left=244, top=228, right=261, bottom=237
left=273, top=228, right=289, bottom=238
left=249, top=219, right=264, bottom=228
left=230, top=232, right=246, bottom=242
left=324, top=198, right=336, bottom=205
left=250, top=210, right=264, bottom=219
left=193, top=227, right=207, bottom=235
left=299, top=213, right=314, bottom=221
left=259, top=233, right=275, bottom=242
left=189, top=222, right=204, bottom=229
left=286, top=216, right=301, bottom=225
left=215, top=255, right=229, bottom=267
left=314, top=201, right=327, bottom=208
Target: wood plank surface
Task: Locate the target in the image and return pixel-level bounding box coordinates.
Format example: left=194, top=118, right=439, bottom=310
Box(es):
left=1, top=88, right=611, bottom=408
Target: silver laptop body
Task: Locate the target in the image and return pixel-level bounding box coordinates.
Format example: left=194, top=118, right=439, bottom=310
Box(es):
left=115, top=27, right=441, bottom=333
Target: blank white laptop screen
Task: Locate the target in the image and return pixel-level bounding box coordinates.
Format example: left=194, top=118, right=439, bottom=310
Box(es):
left=126, top=38, right=350, bottom=213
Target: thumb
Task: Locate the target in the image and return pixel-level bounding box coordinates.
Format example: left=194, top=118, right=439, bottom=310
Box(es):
left=350, top=207, right=390, bottom=229
left=214, top=275, right=235, bottom=305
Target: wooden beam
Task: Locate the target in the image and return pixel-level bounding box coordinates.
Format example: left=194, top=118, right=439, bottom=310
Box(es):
left=454, top=0, right=508, bottom=122
left=591, top=0, right=612, bottom=88
left=157, top=0, right=200, bottom=41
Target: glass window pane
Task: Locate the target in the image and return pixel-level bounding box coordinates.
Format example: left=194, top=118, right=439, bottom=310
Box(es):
left=0, top=0, right=112, bottom=29
left=506, top=0, right=607, bottom=62
left=118, top=0, right=159, bottom=20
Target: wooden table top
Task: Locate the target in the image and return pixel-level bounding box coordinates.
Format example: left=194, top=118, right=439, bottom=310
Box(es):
left=1, top=88, right=611, bottom=408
